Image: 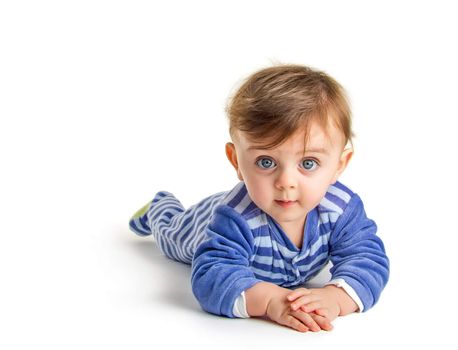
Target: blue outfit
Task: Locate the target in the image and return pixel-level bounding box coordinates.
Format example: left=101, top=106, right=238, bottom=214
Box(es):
left=129, top=181, right=389, bottom=318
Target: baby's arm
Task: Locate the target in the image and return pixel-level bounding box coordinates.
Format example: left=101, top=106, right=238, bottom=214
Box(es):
left=326, top=194, right=390, bottom=312
left=191, top=205, right=259, bottom=317
left=291, top=194, right=390, bottom=316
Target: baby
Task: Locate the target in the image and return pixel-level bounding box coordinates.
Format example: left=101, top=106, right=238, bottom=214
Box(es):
left=129, top=64, right=389, bottom=333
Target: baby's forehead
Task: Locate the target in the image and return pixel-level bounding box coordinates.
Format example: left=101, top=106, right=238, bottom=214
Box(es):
left=236, top=122, right=345, bottom=152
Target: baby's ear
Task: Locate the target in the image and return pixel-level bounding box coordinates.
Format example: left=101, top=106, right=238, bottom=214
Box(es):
left=225, top=143, right=243, bottom=181
left=332, top=148, right=353, bottom=183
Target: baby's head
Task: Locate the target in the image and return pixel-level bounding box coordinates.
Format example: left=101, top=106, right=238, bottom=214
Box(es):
left=225, top=64, right=354, bottom=229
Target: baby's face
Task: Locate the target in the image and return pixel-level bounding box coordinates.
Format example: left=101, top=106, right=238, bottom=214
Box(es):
left=227, top=120, right=352, bottom=231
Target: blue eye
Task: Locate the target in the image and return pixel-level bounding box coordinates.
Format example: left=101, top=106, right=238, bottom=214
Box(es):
left=301, top=159, right=318, bottom=171
left=256, top=157, right=276, bottom=169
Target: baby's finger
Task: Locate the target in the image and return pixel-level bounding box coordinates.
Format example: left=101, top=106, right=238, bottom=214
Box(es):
left=300, top=301, right=322, bottom=313
left=310, top=313, right=333, bottom=331
left=290, top=294, right=321, bottom=311
left=286, top=288, right=311, bottom=301
left=284, top=315, right=309, bottom=333
left=291, top=311, right=321, bottom=332
left=315, top=308, right=330, bottom=318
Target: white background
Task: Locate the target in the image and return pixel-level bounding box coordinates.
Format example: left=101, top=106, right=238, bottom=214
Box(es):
left=1, top=1, right=457, bottom=348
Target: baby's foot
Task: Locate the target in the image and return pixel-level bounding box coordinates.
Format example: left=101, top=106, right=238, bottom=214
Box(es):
left=129, top=201, right=152, bottom=236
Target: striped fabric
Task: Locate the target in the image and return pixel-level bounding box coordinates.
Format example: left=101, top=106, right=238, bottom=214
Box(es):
left=130, top=190, right=228, bottom=263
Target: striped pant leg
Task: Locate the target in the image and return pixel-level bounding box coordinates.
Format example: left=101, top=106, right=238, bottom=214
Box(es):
left=146, top=191, right=226, bottom=265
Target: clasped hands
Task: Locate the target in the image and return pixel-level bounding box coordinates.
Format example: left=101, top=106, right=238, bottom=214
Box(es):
left=266, top=285, right=342, bottom=333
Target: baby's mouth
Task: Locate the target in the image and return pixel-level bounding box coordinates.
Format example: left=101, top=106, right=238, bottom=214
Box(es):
left=274, top=200, right=298, bottom=208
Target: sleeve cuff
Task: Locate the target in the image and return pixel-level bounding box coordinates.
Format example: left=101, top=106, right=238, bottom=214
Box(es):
left=232, top=291, right=250, bottom=318
left=326, top=278, right=364, bottom=313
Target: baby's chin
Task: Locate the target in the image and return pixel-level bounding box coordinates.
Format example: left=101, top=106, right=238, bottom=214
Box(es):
left=265, top=206, right=309, bottom=222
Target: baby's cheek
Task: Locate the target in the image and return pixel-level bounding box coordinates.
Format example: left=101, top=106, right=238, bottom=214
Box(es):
left=246, top=180, right=270, bottom=209
left=304, top=185, right=329, bottom=209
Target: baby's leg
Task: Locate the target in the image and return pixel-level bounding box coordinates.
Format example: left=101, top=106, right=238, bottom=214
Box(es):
left=129, top=191, right=226, bottom=264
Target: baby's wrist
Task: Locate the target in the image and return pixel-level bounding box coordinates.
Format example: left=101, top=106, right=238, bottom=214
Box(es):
left=323, top=285, right=343, bottom=314
left=324, top=284, right=357, bottom=316
left=245, top=282, right=283, bottom=317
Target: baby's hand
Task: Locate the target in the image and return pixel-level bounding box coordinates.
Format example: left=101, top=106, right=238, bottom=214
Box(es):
left=266, top=288, right=333, bottom=333
left=286, top=286, right=341, bottom=321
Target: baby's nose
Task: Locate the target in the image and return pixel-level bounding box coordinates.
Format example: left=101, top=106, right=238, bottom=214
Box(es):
left=274, top=168, right=298, bottom=189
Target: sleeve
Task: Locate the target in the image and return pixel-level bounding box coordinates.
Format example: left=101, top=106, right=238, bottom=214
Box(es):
left=191, top=205, right=261, bottom=318
left=232, top=292, right=249, bottom=318
left=328, top=194, right=390, bottom=312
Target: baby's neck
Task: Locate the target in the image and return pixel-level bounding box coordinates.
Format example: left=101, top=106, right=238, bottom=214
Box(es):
left=279, top=218, right=306, bottom=250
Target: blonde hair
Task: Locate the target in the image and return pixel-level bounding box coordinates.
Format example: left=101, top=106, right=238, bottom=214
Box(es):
left=226, top=64, right=354, bottom=149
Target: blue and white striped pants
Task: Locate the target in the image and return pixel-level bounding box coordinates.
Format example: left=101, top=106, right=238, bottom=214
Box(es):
left=130, top=191, right=228, bottom=264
